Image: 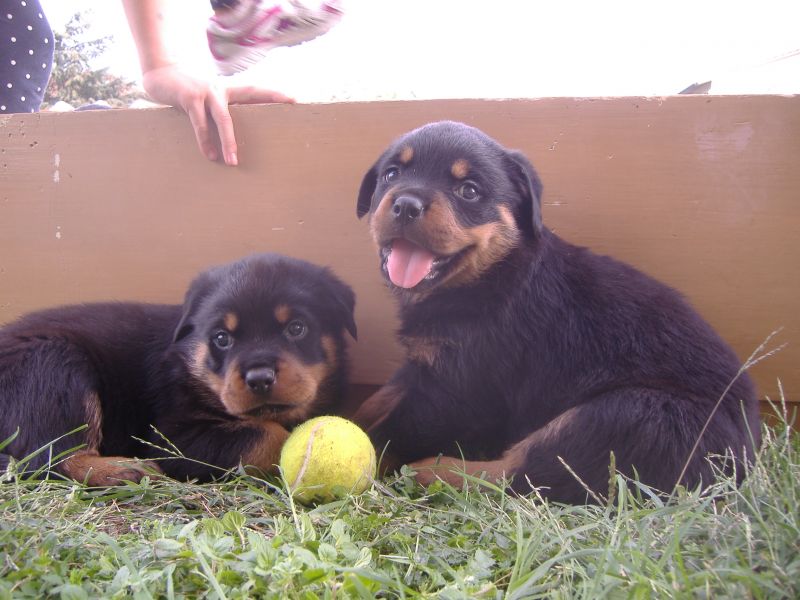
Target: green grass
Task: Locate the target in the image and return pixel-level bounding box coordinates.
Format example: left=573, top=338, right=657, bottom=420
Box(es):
left=1, top=403, right=797, bottom=600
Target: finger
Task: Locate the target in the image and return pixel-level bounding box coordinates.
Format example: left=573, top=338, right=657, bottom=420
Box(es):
left=205, top=89, right=238, bottom=166
left=184, top=99, right=218, bottom=162
left=227, top=86, right=296, bottom=106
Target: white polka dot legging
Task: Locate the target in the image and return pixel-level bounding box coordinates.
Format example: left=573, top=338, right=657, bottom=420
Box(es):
left=0, top=0, right=54, bottom=113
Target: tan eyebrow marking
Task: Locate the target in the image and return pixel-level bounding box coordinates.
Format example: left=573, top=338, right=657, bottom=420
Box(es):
left=399, top=145, right=414, bottom=164
left=274, top=304, right=291, bottom=324
left=451, top=159, right=470, bottom=179
left=224, top=312, right=238, bottom=331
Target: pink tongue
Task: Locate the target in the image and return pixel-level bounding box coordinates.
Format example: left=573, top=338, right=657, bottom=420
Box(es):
left=387, top=239, right=436, bottom=288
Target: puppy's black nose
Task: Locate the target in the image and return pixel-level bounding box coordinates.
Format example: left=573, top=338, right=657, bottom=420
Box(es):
left=245, top=367, right=276, bottom=395
left=392, top=195, right=425, bottom=223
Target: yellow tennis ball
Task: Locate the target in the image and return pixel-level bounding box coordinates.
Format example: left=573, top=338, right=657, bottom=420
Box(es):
left=280, top=416, right=377, bottom=504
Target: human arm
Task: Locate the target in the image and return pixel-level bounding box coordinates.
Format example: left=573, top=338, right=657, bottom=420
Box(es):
left=121, top=0, right=295, bottom=165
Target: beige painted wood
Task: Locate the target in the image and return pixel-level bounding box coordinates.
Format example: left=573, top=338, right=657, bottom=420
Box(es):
left=1, top=97, right=798, bottom=406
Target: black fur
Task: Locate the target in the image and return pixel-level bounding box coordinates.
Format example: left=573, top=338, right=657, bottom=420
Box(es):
left=0, top=254, right=356, bottom=483
left=353, top=121, right=759, bottom=503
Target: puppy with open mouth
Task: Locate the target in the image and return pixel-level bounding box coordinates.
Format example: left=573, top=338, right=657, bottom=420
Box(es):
left=353, top=120, right=759, bottom=503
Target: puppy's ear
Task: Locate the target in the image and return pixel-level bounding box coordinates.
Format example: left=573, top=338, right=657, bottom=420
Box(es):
left=506, top=150, right=544, bottom=238
left=322, top=271, right=358, bottom=341
left=356, top=161, right=378, bottom=219
left=173, top=270, right=219, bottom=343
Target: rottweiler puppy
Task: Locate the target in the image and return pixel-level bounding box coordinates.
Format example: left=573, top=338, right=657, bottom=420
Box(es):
left=353, top=121, right=760, bottom=503
left=0, top=254, right=356, bottom=485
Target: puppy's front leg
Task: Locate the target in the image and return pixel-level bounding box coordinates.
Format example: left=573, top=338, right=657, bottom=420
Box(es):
left=239, top=420, right=291, bottom=476
left=148, top=418, right=290, bottom=481
left=350, top=383, right=404, bottom=432
left=350, top=383, right=406, bottom=474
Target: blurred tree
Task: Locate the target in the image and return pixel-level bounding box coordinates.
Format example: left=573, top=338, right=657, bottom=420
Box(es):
left=43, top=11, right=144, bottom=109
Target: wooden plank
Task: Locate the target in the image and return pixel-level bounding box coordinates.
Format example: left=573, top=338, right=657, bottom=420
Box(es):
left=1, top=96, right=798, bottom=405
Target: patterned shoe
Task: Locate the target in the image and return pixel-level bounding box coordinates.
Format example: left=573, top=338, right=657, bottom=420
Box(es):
left=208, top=0, right=344, bottom=75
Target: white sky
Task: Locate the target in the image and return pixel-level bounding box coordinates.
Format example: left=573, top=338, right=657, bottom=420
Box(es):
left=40, top=0, right=799, bottom=101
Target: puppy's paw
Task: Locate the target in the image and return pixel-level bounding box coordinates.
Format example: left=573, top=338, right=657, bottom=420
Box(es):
left=409, top=456, right=467, bottom=487
left=62, top=452, right=164, bottom=486
left=99, top=459, right=164, bottom=485
left=410, top=456, right=510, bottom=487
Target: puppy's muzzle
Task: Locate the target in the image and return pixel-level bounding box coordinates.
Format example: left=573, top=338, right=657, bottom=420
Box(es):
left=392, top=195, right=426, bottom=224
left=245, top=366, right=276, bottom=395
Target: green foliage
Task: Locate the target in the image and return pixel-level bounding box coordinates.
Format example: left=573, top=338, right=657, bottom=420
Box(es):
left=1, top=409, right=797, bottom=598
left=42, top=11, right=143, bottom=109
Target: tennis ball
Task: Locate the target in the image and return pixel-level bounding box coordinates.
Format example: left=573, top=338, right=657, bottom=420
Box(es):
left=280, top=416, right=376, bottom=504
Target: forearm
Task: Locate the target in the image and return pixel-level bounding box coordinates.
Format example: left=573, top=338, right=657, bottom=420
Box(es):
left=121, top=0, right=174, bottom=73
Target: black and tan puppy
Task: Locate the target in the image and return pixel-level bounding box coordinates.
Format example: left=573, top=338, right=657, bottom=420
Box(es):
left=353, top=121, right=760, bottom=503
left=0, top=254, right=356, bottom=485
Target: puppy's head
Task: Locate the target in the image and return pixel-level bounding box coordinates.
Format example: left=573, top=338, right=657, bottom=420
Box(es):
left=357, top=121, right=543, bottom=294
left=173, top=254, right=356, bottom=426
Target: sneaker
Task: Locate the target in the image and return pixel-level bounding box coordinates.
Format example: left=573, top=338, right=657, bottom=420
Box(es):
left=208, top=0, right=344, bottom=75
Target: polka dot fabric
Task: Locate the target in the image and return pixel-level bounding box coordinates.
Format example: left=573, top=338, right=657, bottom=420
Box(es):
left=1, top=0, right=53, bottom=113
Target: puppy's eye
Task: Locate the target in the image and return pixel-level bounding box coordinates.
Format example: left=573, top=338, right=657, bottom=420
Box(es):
left=284, top=319, right=307, bottom=340
left=212, top=330, right=233, bottom=350
left=383, top=167, right=400, bottom=183
left=456, top=182, right=480, bottom=201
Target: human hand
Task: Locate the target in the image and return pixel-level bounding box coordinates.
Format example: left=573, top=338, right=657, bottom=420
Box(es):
left=142, top=65, right=295, bottom=165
